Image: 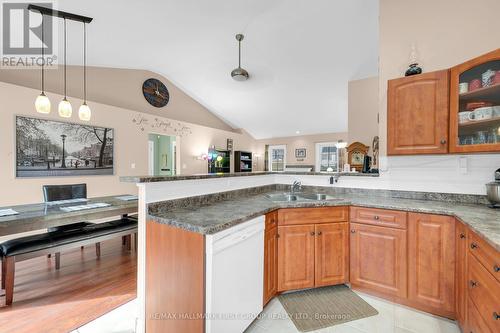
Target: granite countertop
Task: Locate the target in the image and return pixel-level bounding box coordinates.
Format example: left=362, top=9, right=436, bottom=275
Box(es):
left=120, top=171, right=379, bottom=183
left=0, top=195, right=138, bottom=236
left=148, top=191, right=500, bottom=251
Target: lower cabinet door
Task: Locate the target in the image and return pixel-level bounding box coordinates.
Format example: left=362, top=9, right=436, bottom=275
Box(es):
left=350, top=223, right=407, bottom=299
left=263, top=226, right=278, bottom=305
left=408, top=213, right=455, bottom=317
left=467, top=297, right=493, bottom=333
left=455, top=221, right=467, bottom=328
left=315, top=222, right=349, bottom=287
left=278, top=225, right=315, bottom=291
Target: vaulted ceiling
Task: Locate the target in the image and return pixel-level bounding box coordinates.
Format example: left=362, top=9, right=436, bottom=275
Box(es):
left=45, top=0, right=379, bottom=139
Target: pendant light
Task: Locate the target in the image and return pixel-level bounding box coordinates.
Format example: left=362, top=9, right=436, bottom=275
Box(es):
left=231, top=34, right=249, bottom=81
left=78, top=22, right=91, bottom=121
left=35, top=13, right=51, bottom=114
left=58, top=18, right=72, bottom=118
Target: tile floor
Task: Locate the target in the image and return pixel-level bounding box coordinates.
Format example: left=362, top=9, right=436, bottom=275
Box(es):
left=70, top=291, right=460, bottom=333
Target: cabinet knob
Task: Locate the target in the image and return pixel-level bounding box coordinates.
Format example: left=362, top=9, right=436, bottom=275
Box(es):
left=494, top=312, right=500, bottom=320
left=459, top=233, right=465, bottom=239
left=374, top=215, right=380, bottom=220
left=440, top=139, right=447, bottom=145
left=317, top=231, right=322, bottom=236
left=469, top=280, right=478, bottom=288
left=470, top=243, right=478, bottom=250
left=494, top=265, right=500, bottom=273
left=310, top=231, right=315, bottom=236
left=351, top=229, right=356, bottom=233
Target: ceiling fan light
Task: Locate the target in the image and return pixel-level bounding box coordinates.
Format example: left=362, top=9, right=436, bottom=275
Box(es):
left=35, top=92, right=51, bottom=114
left=58, top=98, right=72, bottom=118
left=231, top=67, right=249, bottom=81
left=78, top=102, right=91, bottom=121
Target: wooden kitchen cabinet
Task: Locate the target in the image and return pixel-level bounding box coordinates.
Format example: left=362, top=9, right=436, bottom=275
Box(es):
left=467, top=254, right=500, bottom=333
left=387, top=69, right=450, bottom=155
left=350, top=223, right=408, bottom=299
left=277, top=224, right=315, bottom=291
left=449, top=48, right=500, bottom=153
left=263, top=212, right=278, bottom=305
left=408, top=213, right=455, bottom=318
left=455, top=220, right=468, bottom=328
left=315, top=222, right=349, bottom=287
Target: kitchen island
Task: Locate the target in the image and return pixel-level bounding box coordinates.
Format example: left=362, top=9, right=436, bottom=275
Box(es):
left=123, top=172, right=500, bottom=333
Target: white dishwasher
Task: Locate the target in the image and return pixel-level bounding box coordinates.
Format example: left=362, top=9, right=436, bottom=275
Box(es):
left=205, top=216, right=265, bottom=333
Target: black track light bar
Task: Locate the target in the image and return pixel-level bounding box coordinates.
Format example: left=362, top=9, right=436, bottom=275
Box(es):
left=28, top=4, right=93, bottom=23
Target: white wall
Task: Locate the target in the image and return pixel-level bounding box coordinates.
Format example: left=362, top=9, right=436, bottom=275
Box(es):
left=375, top=0, right=500, bottom=193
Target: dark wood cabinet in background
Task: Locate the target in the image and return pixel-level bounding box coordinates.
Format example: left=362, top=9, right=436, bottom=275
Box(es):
left=234, top=151, right=253, bottom=172
left=387, top=70, right=450, bottom=155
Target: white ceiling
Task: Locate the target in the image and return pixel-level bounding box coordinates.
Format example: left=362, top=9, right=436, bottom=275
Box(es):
left=56, top=0, right=379, bottom=139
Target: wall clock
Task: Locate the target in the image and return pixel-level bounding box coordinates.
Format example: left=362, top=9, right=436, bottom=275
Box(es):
left=142, top=78, right=170, bottom=107
left=347, top=142, right=369, bottom=172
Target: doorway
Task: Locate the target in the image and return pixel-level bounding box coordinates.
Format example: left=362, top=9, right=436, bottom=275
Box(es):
left=148, top=134, right=178, bottom=176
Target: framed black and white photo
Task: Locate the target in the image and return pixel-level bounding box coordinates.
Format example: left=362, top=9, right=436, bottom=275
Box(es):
left=16, top=116, right=114, bottom=177
left=295, top=148, right=307, bottom=159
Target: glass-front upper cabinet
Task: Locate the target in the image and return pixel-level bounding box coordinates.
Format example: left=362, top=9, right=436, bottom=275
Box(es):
left=450, top=49, right=500, bottom=153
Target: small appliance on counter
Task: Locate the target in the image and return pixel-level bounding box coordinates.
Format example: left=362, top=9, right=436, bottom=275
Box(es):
left=486, top=168, right=500, bottom=208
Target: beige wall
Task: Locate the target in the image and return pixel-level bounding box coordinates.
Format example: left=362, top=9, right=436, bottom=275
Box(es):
left=0, top=82, right=258, bottom=206
left=379, top=0, right=500, bottom=158
left=0, top=66, right=234, bottom=132
left=348, top=76, right=379, bottom=151
left=256, top=132, right=348, bottom=170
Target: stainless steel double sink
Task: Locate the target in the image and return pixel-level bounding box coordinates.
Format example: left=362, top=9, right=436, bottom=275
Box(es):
left=264, top=192, right=342, bottom=202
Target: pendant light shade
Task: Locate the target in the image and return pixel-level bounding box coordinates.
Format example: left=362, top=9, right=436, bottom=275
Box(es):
left=35, top=13, right=51, bottom=114
left=35, top=93, right=51, bottom=114
left=231, top=34, right=249, bottom=81
left=59, top=18, right=72, bottom=118
left=78, top=102, right=91, bottom=121
left=58, top=98, right=72, bottom=117
left=79, top=22, right=91, bottom=121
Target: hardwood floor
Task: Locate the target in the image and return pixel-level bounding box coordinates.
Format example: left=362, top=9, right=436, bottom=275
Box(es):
left=0, top=237, right=137, bottom=333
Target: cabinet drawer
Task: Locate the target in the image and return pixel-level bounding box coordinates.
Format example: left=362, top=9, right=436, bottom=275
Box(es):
left=469, top=231, right=500, bottom=283
left=467, top=254, right=500, bottom=333
left=468, top=298, right=493, bottom=333
left=278, top=207, right=348, bottom=226
left=265, top=210, right=278, bottom=230
left=350, top=206, right=407, bottom=229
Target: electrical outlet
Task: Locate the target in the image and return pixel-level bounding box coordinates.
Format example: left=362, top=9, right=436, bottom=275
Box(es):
left=131, top=163, right=136, bottom=169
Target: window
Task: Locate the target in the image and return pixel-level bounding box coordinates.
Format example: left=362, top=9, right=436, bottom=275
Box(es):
left=315, top=142, right=338, bottom=172
left=268, top=145, right=286, bottom=172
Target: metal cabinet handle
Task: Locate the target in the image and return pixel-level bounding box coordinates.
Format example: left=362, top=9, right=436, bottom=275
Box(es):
left=374, top=215, right=380, bottom=220
left=470, top=243, right=478, bottom=249
left=351, top=230, right=356, bottom=233
left=317, top=231, right=322, bottom=236
left=494, top=265, right=499, bottom=273
left=440, top=139, right=447, bottom=145
left=469, top=280, right=478, bottom=288
left=310, top=231, right=315, bottom=236
left=494, top=312, right=500, bottom=320
left=459, top=233, right=465, bottom=239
